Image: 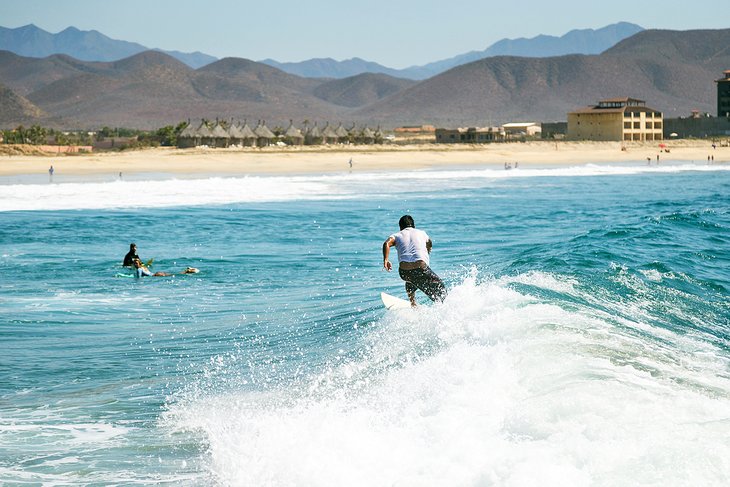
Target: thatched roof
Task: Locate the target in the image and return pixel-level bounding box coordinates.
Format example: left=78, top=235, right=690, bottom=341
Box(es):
left=179, top=122, right=197, bottom=138
left=335, top=123, right=349, bottom=138
left=307, top=123, right=321, bottom=137
left=254, top=121, right=275, bottom=139
left=239, top=122, right=257, bottom=139
left=284, top=121, right=303, bottom=139
left=361, top=126, right=375, bottom=138
left=210, top=122, right=230, bottom=138
left=321, top=123, right=338, bottom=138
left=196, top=122, right=213, bottom=138
left=228, top=123, right=244, bottom=138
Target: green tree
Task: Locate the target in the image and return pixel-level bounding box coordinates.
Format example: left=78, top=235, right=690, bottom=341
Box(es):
left=155, top=125, right=176, bottom=146
left=27, top=125, right=47, bottom=145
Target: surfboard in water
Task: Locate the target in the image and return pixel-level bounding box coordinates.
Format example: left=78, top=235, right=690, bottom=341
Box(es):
left=381, top=292, right=412, bottom=310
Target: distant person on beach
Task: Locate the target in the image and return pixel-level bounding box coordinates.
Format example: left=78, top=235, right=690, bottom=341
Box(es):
left=348, top=158, right=353, bottom=169
left=382, top=214, right=447, bottom=306
left=48, top=165, right=54, bottom=178
left=123, top=243, right=140, bottom=267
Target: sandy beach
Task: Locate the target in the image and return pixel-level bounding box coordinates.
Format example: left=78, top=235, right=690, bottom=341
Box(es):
left=0, top=140, right=726, bottom=177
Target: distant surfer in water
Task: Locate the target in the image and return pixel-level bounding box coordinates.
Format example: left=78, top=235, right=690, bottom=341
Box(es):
left=123, top=243, right=140, bottom=267
left=382, top=214, right=447, bottom=306
left=131, top=258, right=199, bottom=278
left=132, top=258, right=170, bottom=277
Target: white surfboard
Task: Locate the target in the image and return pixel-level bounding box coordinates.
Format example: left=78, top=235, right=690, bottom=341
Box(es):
left=381, top=292, right=412, bottom=310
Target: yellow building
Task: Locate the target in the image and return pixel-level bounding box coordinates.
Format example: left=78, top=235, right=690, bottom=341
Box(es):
left=567, top=98, right=663, bottom=142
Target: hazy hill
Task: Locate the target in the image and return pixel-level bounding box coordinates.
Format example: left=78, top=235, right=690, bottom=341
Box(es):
left=264, top=22, right=643, bottom=80
left=0, top=82, right=45, bottom=124
left=313, top=73, right=417, bottom=107
left=2, top=22, right=641, bottom=80
left=0, top=50, right=354, bottom=128
left=0, top=24, right=217, bottom=68
left=355, top=28, right=730, bottom=126
left=483, top=22, right=644, bottom=57
left=399, top=22, right=644, bottom=79
left=196, top=57, right=321, bottom=95
left=261, top=57, right=403, bottom=79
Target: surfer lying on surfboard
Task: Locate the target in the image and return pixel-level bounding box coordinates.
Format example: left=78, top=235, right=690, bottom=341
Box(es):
left=382, top=214, right=447, bottom=307
left=132, top=258, right=199, bottom=278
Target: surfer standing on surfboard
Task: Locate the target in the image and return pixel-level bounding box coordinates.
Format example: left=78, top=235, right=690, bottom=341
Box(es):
left=382, top=215, right=447, bottom=306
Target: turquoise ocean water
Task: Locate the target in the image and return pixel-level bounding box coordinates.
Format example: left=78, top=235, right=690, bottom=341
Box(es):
left=1, top=162, right=729, bottom=485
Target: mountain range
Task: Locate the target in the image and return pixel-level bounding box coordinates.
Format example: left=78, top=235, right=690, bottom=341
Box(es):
left=263, top=22, right=645, bottom=80
left=0, top=24, right=217, bottom=69
left=1, top=23, right=643, bottom=80
left=0, top=28, right=728, bottom=130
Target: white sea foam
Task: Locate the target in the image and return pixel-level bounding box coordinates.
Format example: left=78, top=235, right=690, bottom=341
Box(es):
left=164, top=274, right=730, bottom=486
left=2, top=163, right=728, bottom=211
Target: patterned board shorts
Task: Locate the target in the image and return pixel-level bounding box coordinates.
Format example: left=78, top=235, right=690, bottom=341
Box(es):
left=398, top=265, right=447, bottom=302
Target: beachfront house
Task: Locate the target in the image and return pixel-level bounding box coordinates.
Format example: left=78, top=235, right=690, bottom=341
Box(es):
left=716, top=70, right=730, bottom=118
left=502, top=122, right=542, bottom=139
left=567, top=98, right=663, bottom=142
left=435, top=126, right=506, bottom=144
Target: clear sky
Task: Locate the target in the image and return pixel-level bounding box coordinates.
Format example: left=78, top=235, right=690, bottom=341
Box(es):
left=3, top=0, right=728, bottom=68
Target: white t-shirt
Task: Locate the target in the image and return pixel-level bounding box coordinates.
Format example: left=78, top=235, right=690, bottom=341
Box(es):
left=390, top=227, right=430, bottom=265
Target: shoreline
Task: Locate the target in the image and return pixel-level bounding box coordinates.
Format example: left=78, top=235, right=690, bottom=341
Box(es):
left=0, top=140, right=726, bottom=178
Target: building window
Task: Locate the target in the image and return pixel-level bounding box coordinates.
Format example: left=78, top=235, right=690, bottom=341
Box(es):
left=655, top=122, right=662, bottom=129
left=624, top=122, right=631, bottom=129
left=646, top=122, right=653, bottom=129
left=633, top=122, right=641, bottom=129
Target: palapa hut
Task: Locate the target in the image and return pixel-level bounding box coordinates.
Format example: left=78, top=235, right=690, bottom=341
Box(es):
left=254, top=121, right=276, bottom=147
left=335, top=123, right=350, bottom=144
left=305, top=122, right=322, bottom=145
left=359, top=126, right=375, bottom=144
left=196, top=122, right=215, bottom=147
left=177, top=121, right=199, bottom=148
left=283, top=120, right=304, bottom=146
left=239, top=121, right=257, bottom=147
left=210, top=121, right=231, bottom=148
left=374, top=125, right=384, bottom=143
left=227, top=122, right=244, bottom=146
left=321, top=123, right=338, bottom=144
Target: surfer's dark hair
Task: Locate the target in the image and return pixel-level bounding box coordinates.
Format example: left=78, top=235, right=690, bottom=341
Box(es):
left=399, top=215, right=415, bottom=230
left=130, top=243, right=136, bottom=249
